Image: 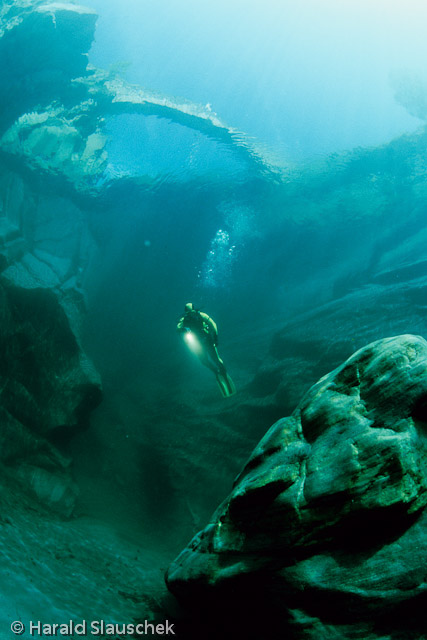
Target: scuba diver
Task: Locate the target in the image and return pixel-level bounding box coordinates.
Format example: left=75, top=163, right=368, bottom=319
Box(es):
left=177, top=303, right=236, bottom=397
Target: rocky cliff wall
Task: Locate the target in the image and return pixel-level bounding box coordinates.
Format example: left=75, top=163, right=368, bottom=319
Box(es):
left=0, top=2, right=105, bottom=515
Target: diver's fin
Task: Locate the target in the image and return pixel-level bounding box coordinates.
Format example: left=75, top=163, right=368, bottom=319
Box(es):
left=215, top=371, right=236, bottom=398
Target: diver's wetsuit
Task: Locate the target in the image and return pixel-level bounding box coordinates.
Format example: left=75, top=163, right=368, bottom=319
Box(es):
left=177, top=308, right=226, bottom=375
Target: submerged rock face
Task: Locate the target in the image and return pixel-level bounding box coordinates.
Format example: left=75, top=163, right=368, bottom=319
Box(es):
left=0, top=2, right=104, bottom=515
left=166, top=335, right=427, bottom=639
left=0, top=253, right=102, bottom=516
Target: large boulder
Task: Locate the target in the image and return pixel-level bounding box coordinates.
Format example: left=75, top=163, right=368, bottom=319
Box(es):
left=166, top=334, right=427, bottom=639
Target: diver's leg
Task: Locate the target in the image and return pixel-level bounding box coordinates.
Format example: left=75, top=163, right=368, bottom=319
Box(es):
left=199, top=350, right=220, bottom=374
left=211, top=345, right=227, bottom=375
left=210, top=345, right=235, bottom=397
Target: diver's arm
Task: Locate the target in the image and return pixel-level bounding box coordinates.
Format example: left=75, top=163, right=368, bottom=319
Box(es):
left=200, top=312, right=219, bottom=344
left=177, top=317, right=185, bottom=332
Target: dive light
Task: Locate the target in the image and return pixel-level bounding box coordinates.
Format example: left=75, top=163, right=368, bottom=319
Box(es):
left=183, top=329, right=203, bottom=355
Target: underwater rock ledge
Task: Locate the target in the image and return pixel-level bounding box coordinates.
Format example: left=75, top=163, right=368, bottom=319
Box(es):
left=166, top=334, right=427, bottom=639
